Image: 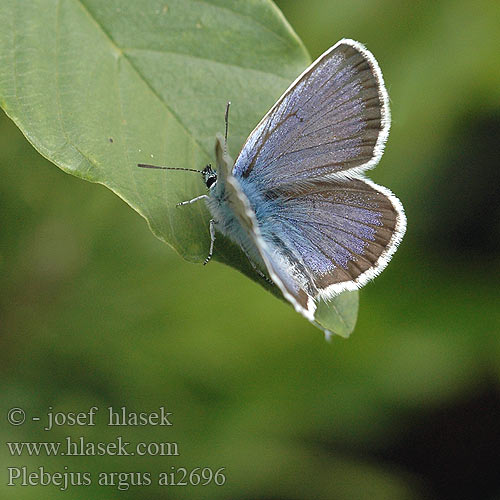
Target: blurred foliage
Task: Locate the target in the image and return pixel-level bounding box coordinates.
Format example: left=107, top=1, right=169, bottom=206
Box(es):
left=1, top=0, right=499, bottom=499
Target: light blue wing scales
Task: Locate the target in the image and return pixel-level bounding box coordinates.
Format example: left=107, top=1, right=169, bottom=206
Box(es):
left=253, top=177, right=404, bottom=298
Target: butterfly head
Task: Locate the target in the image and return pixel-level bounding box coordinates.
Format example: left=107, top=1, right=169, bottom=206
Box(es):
left=202, top=164, right=217, bottom=189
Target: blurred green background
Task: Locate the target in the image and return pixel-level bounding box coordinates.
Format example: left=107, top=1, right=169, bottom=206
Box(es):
left=1, top=0, right=499, bottom=499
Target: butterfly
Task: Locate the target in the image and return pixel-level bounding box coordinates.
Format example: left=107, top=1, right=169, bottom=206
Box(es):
left=139, top=39, right=406, bottom=331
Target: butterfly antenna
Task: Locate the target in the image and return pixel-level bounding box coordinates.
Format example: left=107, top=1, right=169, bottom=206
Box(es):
left=137, top=163, right=202, bottom=173
left=224, top=101, right=231, bottom=147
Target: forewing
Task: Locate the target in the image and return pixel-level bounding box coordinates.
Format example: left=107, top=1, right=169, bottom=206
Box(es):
left=232, top=39, right=389, bottom=186
left=263, top=177, right=406, bottom=298
left=214, top=133, right=233, bottom=183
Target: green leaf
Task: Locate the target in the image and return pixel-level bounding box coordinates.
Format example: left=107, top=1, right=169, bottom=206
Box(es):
left=0, top=0, right=358, bottom=337
left=315, top=291, right=359, bottom=339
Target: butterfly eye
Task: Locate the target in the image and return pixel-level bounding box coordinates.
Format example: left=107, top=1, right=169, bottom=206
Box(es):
left=202, top=164, right=217, bottom=189
left=206, top=176, right=217, bottom=189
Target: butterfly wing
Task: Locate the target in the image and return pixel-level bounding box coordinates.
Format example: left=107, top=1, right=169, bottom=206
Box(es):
left=224, top=172, right=317, bottom=320
left=214, top=133, right=233, bottom=182
left=261, top=177, right=405, bottom=299
left=225, top=172, right=405, bottom=320
left=225, top=39, right=405, bottom=322
left=233, top=39, right=390, bottom=186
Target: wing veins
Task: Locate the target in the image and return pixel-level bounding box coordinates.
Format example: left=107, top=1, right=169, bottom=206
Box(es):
left=242, top=52, right=371, bottom=176
left=248, top=83, right=380, bottom=176
left=279, top=218, right=377, bottom=273
left=276, top=213, right=385, bottom=247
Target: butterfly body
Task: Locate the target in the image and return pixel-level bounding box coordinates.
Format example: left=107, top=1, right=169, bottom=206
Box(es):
left=205, top=174, right=266, bottom=269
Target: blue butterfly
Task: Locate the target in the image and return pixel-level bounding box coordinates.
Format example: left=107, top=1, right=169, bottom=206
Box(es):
left=139, top=39, right=406, bottom=330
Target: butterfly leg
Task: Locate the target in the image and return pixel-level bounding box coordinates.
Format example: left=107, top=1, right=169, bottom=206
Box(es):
left=176, top=194, right=208, bottom=207
left=203, top=219, right=216, bottom=265
left=242, top=248, right=274, bottom=285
